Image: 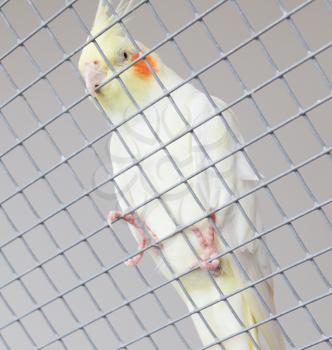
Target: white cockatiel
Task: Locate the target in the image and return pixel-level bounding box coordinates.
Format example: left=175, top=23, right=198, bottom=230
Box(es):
left=79, top=1, right=285, bottom=349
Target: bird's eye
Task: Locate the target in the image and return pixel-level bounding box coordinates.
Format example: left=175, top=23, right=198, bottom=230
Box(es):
left=123, top=51, right=128, bottom=60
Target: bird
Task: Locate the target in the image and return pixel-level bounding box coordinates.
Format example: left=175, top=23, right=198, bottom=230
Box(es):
left=79, top=1, right=285, bottom=349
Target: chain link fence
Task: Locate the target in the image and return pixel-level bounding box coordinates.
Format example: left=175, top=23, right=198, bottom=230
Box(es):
left=0, top=0, right=331, bottom=349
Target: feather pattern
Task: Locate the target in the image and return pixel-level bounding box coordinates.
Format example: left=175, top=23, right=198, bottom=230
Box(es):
left=79, top=4, right=286, bottom=348
left=107, top=70, right=286, bottom=349
left=92, top=0, right=139, bottom=34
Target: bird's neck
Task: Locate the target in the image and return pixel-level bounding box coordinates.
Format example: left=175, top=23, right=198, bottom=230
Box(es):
left=99, top=65, right=182, bottom=125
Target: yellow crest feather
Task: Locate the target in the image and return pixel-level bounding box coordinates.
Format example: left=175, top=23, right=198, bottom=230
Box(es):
left=91, top=0, right=137, bottom=36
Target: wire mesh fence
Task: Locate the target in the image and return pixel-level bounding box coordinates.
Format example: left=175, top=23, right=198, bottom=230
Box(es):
left=0, top=0, right=331, bottom=349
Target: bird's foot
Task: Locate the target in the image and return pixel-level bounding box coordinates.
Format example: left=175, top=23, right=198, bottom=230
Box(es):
left=108, top=210, right=150, bottom=266
left=191, top=221, right=221, bottom=277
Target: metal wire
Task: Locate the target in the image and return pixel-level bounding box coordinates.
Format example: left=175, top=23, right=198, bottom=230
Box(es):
left=0, top=0, right=331, bottom=349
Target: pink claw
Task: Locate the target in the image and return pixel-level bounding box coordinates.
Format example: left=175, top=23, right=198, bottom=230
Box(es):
left=125, top=254, right=144, bottom=266
left=191, top=220, right=221, bottom=276
left=210, top=212, right=217, bottom=222
left=201, top=259, right=220, bottom=271
left=108, top=211, right=123, bottom=225
left=108, top=210, right=158, bottom=266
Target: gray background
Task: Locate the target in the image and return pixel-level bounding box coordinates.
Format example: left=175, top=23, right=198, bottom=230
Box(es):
left=0, top=0, right=332, bottom=349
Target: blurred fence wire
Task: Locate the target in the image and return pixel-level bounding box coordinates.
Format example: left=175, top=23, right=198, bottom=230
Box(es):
left=0, top=0, right=331, bottom=349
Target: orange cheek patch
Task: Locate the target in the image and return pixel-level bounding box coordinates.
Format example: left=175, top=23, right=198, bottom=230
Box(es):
left=131, top=52, right=157, bottom=78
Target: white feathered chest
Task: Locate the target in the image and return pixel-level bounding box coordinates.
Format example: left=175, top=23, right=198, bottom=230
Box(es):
left=106, top=78, right=284, bottom=350
left=108, top=80, right=256, bottom=272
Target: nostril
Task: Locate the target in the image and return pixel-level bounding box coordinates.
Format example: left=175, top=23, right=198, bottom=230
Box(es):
left=94, top=83, right=100, bottom=89
left=93, top=60, right=99, bottom=65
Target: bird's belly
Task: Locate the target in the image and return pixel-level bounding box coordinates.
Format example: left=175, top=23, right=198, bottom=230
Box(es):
left=109, top=123, right=234, bottom=274
left=110, top=124, right=204, bottom=218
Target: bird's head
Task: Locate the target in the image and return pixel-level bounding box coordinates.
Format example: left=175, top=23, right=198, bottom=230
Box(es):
left=78, top=0, right=160, bottom=112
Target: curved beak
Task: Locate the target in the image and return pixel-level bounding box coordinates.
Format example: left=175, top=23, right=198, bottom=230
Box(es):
left=84, top=62, right=107, bottom=97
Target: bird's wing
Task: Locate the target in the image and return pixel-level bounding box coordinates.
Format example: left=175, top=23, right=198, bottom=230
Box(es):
left=188, top=92, right=285, bottom=350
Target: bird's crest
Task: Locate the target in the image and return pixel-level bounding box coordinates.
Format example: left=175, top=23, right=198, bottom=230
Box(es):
left=91, top=0, right=138, bottom=36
